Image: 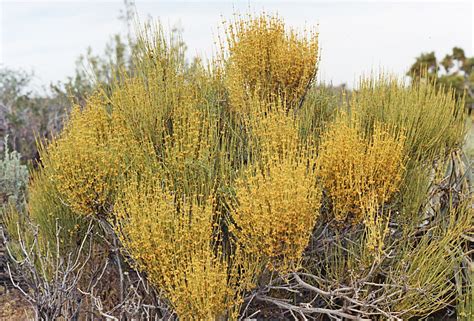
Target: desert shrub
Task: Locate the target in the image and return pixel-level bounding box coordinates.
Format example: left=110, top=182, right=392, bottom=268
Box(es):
left=352, top=75, right=465, bottom=164
left=44, top=97, right=123, bottom=216
left=0, top=136, right=28, bottom=213
left=228, top=98, right=321, bottom=273
left=114, top=175, right=254, bottom=319
left=273, top=76, right=471, bottom=320
left=222, top=13, right=318, bottom=112
left=28, top=14, right=322, bottom=319
left=13, top=10, right=471, bottom=321
left=221, top=14, right=322, bottom=274
left=27, top=170, right=86, bottom=251
left=350, top=75, right=466, bottom=229
left=231, top=157, right=320, bottom=272
left=318, top=112, right=406, bottom=224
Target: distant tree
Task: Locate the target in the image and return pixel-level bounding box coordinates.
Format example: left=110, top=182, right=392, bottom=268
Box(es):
left=408, top=47, right=474, bottom=114
left=0, top=68, right=38, bottom=157
left=0, top=67, right=70, bottom=161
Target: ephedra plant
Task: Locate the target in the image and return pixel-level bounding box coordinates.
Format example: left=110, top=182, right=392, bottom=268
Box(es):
left=2, top=12, right=472, bottom=320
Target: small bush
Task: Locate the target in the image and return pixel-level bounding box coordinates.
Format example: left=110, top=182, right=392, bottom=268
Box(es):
left=115, top=175, right=252, bottom=319
left=318, top=113, right=405, bottom=224
left=0, top=136, right=28, bottom=213
left=223, top=13, right=318, bottom=112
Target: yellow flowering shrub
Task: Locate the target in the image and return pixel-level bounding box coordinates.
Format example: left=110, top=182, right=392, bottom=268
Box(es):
left=231, top=158, right=321, bottom=273
left=350, top=75, right=466, bottom=226
left=44, top=96, right=125, bottom=216
left=318, top=114, right=406, bottom=224
left=114, top=176, right=252, bottom=320
left=251, top=105, right=300, bottom=161
left=221, top=19, right=321, bottom=274
left=223, top=13, right=319, bottom=112
left=221, top=17, right=322, bottom=274
left=230, top=99, right=321, bottom=273
left=19, top=11, right=471, bottom=321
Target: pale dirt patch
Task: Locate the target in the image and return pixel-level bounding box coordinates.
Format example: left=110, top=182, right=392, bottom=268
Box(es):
left=0, top=288, right=34, bottom=321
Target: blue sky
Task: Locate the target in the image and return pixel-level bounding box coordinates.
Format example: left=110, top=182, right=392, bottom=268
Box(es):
left=0, top=0, right=472, bottom=90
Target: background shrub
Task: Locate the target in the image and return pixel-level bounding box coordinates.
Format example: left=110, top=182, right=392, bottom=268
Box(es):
left=0, top=137, right=28, bottom=214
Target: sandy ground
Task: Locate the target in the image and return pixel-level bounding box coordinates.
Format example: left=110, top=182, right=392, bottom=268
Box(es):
left=0, top=288, right=33, bottom=321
